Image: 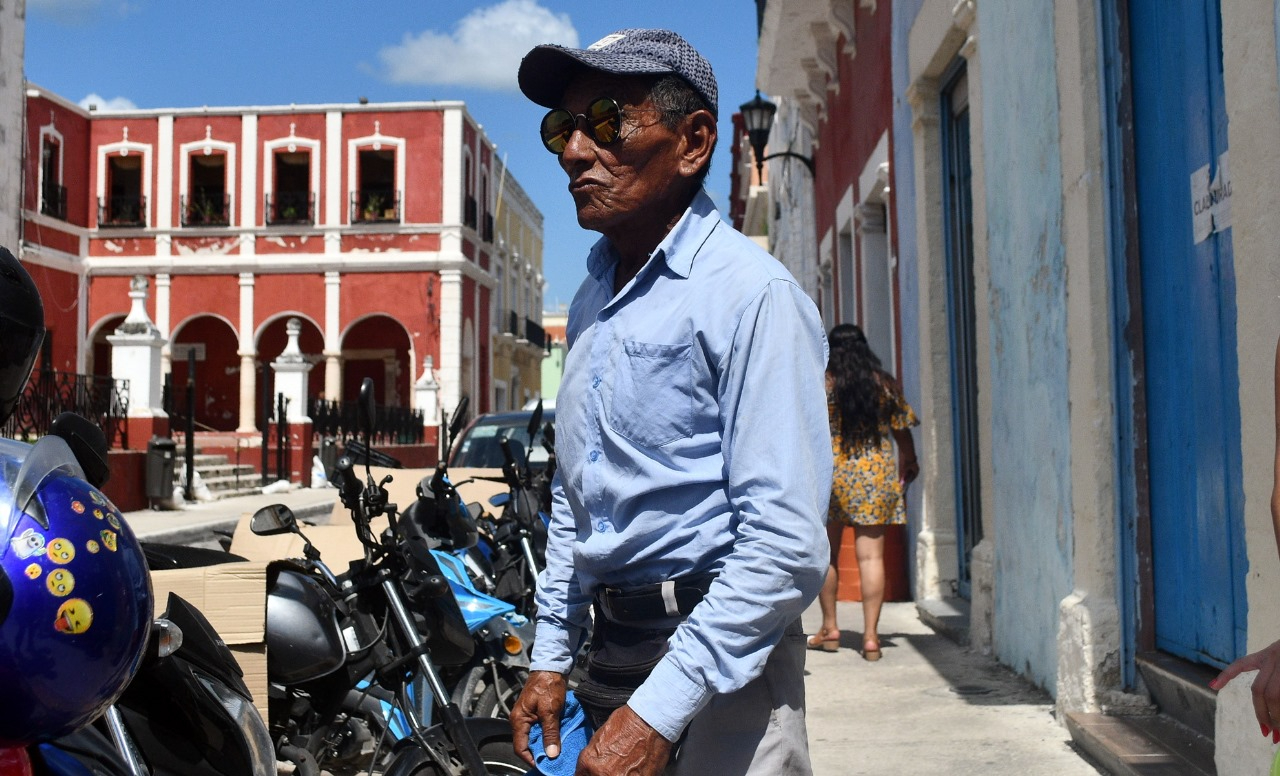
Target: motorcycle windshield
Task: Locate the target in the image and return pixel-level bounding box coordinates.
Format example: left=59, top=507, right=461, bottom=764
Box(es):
left=0, top=436, right=84, bottom=539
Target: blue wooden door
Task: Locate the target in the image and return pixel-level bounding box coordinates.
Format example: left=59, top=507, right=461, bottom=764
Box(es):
left=1128, top=0, right=1246, bottom=666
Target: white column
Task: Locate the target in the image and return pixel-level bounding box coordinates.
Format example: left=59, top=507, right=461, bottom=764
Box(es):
left=240, top=114, right=257, bottom=254
left=271, top=318, right=312, bottom=422
left=155, top=273, right=172, bottom=376
left=439, top=269, right=463, bottom=420
left=237, top=273, right=257, bottom=432
left=107, top=276, right=167, bottom=416
left=324, top=271, right=342, bottom=401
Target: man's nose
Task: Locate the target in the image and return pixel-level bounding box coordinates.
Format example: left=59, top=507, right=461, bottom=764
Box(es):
left=559, top=124, right=596, bottom=167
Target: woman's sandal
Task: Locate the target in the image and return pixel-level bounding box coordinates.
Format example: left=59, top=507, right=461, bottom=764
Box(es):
left=806, top=631, right=840, bottom=652
left=862, top=641, right=882, bottom=661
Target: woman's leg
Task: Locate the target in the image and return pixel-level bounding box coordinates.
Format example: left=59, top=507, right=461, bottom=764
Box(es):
left=809, top=520, right=844, bottom=646
left=854, top=525, right=887, bottom=655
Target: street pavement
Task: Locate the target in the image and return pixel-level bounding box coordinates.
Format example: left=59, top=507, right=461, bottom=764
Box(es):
left=122, top=488, right=1107, bottom=776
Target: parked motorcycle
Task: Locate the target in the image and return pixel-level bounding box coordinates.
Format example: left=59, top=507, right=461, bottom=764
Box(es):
left=253, top=378, right=523, bottom=776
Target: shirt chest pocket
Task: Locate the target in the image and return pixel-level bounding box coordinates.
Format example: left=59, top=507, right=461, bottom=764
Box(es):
left=605, top=340, right=694, bottom=448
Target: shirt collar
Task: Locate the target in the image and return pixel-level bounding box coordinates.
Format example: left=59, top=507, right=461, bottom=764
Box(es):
left=586, top=189, right=720, bottom=281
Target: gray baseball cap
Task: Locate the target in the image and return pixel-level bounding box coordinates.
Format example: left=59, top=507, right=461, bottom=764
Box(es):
left=518, top=28, right=718, bottom=117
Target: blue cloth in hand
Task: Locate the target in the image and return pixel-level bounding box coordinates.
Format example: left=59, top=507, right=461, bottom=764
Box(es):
left=526, top=690, right=593, bottom=776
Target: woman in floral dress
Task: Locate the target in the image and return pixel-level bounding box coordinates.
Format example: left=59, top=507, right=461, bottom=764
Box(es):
left=808, top=324, right=919, bottom=660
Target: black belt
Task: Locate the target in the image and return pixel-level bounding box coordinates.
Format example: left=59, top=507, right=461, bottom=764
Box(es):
left=596, top=572, right=717, bottom=624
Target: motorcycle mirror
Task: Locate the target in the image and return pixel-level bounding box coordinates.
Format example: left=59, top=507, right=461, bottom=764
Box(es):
left=250, top=503, right=298, bottom=535
left=448, top=395, right=470, bottom=440
left=49, top=412, right=111, bottom=489
left=357, top=377, right=377, bottom=435
left=527, top=400, right=543, bottom=441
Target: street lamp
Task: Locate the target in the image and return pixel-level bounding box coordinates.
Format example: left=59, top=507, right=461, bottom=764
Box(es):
left=739, top=91, right=815, bottom=180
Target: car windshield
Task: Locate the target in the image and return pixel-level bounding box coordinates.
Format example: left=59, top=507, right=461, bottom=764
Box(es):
left=452, top=415, right=552, bottom=471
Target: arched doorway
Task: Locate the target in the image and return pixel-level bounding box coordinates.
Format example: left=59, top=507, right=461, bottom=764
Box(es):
left=89, top=315, right=127, bottom=379
left=341, top=315, right=412, bottom=409
left=170, top=315, right=239, bottom=432
left=256, top=315, right=325, bottom=426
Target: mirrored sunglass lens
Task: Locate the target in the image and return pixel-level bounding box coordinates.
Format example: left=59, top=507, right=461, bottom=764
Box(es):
left=587, top=99, right=621, bottom=143
left=541, top=111, right=574, bottom=152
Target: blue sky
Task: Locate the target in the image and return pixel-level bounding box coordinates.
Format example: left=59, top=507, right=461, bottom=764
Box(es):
left=24, top=0, right=762, bottom=312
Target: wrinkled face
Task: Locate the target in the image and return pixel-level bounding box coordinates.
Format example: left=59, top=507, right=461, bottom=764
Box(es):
left=554, top=73, right=687, bottom=238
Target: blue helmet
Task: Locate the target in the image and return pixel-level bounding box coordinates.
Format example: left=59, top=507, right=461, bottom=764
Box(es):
left=0, top=435, right=152, bottom=746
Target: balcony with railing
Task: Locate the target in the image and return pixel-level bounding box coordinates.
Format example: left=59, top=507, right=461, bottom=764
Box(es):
left=41, top=183, right=67, bottom=220
left=524, top=318, right=546, bottom=349
left=181, top=193, right=231, bottom=227
left=265, top=192, right=315, bottom=226
left=350, top=189, right=401, bottom=223
left=97, top=195, right=147, bottom=228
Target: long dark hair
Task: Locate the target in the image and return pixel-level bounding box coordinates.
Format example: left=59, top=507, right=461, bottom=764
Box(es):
left=827, top=323, right=895, bottom=448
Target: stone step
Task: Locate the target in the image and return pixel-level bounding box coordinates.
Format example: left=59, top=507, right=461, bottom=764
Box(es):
left=1137, top=652, right=1218, bottom=740
left=1066, top=711, right=1214, bottom=775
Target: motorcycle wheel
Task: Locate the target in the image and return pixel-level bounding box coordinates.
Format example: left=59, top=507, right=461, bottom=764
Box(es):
left=473, top=667, right=527, bottom=718
left=390, top=740, right=527, bottom=775
left=451, top=665, right=527, bottom=718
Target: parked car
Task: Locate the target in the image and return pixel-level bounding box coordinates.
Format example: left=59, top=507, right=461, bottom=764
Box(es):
left=448, top=409, right=556, bottom=474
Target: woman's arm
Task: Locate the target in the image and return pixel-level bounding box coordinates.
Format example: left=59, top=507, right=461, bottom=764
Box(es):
left=892, top=427, right=918, bottom=486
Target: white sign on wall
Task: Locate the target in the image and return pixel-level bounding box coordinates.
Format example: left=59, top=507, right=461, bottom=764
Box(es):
left=1191, top=150, right=1232, bottom=244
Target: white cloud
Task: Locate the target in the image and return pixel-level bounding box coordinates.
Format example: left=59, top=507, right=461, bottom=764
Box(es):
left=378, top=0, right=578, bottom=91
left=78, top=93, right=138, bottom=112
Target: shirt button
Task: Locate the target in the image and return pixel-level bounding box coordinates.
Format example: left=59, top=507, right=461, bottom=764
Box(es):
left=589, top=451, right=600, bottom=462
left=592, top=376, right=601, bottom=389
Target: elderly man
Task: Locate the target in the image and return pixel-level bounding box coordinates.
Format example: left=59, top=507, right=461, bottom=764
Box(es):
left=511, top=29, right=832, bottom=776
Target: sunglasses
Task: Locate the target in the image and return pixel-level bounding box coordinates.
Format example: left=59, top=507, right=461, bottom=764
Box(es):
left=539, top=97, right=629, bottom=154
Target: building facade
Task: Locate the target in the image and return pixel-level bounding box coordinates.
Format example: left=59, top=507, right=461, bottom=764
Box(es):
left=19, top=87, right=543, bottom=444
left=752, top=0, right=1280, bottom=771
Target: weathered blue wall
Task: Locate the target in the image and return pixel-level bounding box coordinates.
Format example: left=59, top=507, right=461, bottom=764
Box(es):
left=892, top=0, right=926, bottom=589
left=977, top=0, right=1074, bottom=691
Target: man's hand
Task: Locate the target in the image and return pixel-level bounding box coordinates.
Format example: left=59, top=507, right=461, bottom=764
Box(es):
left=575, top=704, right=673, bottom=776
left=511, top=670, right=568, bottom=767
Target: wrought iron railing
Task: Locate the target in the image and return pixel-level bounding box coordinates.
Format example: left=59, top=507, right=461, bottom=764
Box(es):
left=1, top=369, right=129, bottom=448
left=98, top=195, right=147, bottom=227
left=351, top=189, right=401, bottom=223
left=181, top=193, right=231, bottom=227
left=309, top=398, right=425, bottom=446
left=265, top=191, right=315, bottom=225
left=41, top=183, right=67, bottom=220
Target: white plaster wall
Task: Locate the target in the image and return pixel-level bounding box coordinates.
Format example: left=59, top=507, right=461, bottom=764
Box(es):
left=1216, top=0, right=1280, bottom=772
left=0, top=3, right=23, bottom=254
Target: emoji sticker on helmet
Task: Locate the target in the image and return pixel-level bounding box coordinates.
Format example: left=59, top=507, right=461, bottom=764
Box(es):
left=92, top=509, right=104, bottom=520
left=89, top=490, right=106, bottom=506
left=53, top=599, right=92, bottom=634
left=70, top=501, right=84, bottom=515
left=107, top=514, right=120, bottom=530
left=46, top=538, right=74, bottom=564
left=25, top=563, right=41, bottom=579
left=46, top=569, right=74, bottom=597
left=100, top=531, right=117, bottom=552
left=9, top=528, right=46, bottom=559
left=86, top=540, right=100, bottom=553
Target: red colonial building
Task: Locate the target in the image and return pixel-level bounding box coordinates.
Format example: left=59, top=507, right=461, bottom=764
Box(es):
left=19, top=87, right=545, bottom=465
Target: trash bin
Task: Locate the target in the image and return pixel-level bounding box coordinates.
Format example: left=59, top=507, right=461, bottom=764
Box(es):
left=319, top=436, right=338, bottom=480
left=145, top=436, right=177, bottom=504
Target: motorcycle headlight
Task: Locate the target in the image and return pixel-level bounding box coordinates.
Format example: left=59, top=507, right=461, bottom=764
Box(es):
left=195, top=670, right=276, bottom=776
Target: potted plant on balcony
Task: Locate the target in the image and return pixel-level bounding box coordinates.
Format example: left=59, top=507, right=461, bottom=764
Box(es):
left=362, top=194, right=385, bottom=222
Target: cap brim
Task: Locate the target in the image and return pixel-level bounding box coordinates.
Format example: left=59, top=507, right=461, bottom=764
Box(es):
left=518, top=45, right=676, bottom=109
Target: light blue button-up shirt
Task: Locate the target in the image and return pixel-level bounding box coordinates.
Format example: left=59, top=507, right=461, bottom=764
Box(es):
left=530, top=190, right=832, bottom=741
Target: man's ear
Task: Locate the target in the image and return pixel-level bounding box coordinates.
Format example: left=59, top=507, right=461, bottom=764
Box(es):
left=677, top=109, right=717, bottom=180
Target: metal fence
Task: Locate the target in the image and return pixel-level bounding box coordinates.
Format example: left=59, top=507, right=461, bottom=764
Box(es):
left=309, top=397, right=425, bottom=446
left=1, top=369, right=129, bottom=447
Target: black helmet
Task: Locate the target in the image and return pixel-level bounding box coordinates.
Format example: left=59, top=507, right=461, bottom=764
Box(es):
left=0, top=247, right=45, bottom=425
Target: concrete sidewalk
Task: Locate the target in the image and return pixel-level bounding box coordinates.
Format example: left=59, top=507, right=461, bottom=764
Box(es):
left=119, top=486, right=1108, bottom=775
left=121, top=485, right=340, bottom=544
left=802, top=599, right=1104, bottom=775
